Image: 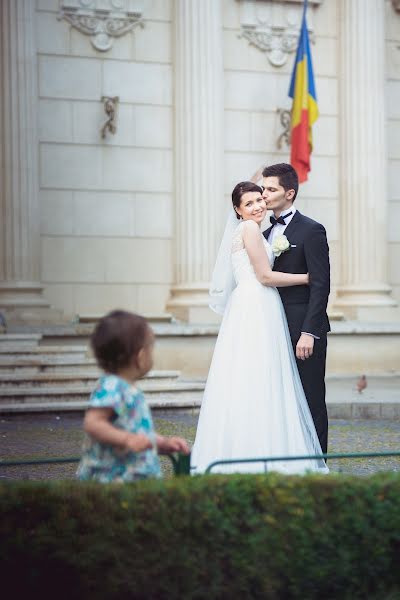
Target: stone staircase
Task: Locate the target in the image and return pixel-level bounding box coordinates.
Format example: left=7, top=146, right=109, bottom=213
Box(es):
left=2, top=330, right=398, bottom=419
left=0, top=334, right=204, bottom=414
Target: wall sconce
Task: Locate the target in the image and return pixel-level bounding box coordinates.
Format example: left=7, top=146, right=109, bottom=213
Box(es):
left=276, top=108, right=291, bottom=150
left=101, top=96, right=119, bottom=139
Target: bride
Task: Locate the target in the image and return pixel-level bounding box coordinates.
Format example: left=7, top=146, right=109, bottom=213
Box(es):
left=191, top=181, right=328, bottom=474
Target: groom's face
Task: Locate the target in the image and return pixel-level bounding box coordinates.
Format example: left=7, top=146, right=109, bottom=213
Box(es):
left=262, top=176, right=294, bottom=216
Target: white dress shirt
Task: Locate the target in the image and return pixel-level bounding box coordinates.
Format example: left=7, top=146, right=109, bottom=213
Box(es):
left=267, top=207, right=296, bottom=244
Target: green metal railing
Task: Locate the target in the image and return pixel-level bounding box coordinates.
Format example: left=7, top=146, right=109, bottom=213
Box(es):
left=1, top=451, right=400, bottom=477
left=204, top=451, right=400, bottom=474
left=1, top=457, right=81, bottom=467
left=0, top=453, right=191, bottom=477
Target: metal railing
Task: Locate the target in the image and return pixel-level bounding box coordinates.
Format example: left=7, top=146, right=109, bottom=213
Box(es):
left=204, top=451, right=400, bottom=474
left=0, top=453, right=191, bottom=477
left=1, top=451, right=400, bottom=477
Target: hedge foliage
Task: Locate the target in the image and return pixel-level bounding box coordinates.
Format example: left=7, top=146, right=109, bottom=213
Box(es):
left=1, top=473, right=400, bottom=599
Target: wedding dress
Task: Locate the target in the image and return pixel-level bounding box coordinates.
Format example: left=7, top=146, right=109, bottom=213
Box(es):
left=191, top=221, right=328, bottom=474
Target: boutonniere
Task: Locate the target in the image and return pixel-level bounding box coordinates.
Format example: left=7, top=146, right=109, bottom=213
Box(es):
left=272, top=234, right=290, bottom=257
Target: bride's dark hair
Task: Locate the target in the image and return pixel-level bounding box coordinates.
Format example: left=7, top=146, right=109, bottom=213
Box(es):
left=231, top=181, right=263, bottom=219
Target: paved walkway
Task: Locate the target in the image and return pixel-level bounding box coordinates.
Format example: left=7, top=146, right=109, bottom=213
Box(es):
left=0, top=412, right=399, bottom=479
left=325, top=375, right=400, bottom=419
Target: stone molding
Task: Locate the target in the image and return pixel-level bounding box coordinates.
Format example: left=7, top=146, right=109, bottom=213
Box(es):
left=238, top=0, right=320, bottom=67
left=59, top=0, right=144, bottom=52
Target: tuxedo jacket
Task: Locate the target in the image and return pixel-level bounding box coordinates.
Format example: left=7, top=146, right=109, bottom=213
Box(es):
left=263, top=210, right=331, bottom=338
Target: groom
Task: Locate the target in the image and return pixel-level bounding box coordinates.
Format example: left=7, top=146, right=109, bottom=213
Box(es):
left=262, top=163, right=330, bottom=454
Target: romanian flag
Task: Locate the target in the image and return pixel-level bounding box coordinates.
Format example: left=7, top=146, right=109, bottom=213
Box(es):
left=288, top=0, right=318, bottom=183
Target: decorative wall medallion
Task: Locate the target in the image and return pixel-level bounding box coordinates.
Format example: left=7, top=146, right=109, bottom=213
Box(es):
left=59, top=1, right=144, bottom=52
left=238, top=0, right=318, bottom=67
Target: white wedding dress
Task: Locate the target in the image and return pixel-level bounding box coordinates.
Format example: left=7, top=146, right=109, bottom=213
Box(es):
left=191, top=221, right=328, bottom=475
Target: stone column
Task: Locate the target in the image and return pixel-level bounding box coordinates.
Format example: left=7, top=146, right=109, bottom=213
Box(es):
left=166, top=0, right=224, bottom=323
left=334, top=0, right=397, bottom=319
left=0, top=0, right=52, bottom=323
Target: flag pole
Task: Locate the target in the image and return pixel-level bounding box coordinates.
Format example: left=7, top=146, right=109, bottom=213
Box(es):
left=288, top=0, right=318, bottom=183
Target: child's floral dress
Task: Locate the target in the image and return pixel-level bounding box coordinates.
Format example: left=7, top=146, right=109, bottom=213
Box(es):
left=77, top=375, right=161, bottom=482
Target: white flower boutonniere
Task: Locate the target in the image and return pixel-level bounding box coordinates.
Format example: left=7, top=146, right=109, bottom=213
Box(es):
left=272, top=234, right=290, bottom=257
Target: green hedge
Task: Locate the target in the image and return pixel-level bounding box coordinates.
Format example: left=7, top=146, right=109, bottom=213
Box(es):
left=1, top=473, right=400, bottom=599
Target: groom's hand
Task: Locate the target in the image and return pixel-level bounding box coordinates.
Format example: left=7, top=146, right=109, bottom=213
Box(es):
left=296, top=333, right=314, bottom=361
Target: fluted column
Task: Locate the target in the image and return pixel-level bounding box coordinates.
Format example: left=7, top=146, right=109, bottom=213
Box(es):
left=166, top=0, right=224, bottom=322
left=334, top=0, right=397, bottom=319
left=0, top=0, right=50, bottom=319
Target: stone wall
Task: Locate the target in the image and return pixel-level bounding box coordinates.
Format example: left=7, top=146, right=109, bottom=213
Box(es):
left=34, top=0, right=400, bottom=320
left=221, top=0, right=339, bottom=309
left=37, top=0, right=173, bottom=318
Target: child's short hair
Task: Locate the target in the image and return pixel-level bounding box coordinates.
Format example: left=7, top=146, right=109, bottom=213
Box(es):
left=91, top=310, right=149, bottom=373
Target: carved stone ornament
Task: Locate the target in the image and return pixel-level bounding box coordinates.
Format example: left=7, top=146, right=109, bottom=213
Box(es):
left=276, top=108, right=291, bottom=149
left=59, top=1, right=144, bottom=52
left=101, top=96, right=119, bottom=138
left=238, top=0, right=319, bottom=67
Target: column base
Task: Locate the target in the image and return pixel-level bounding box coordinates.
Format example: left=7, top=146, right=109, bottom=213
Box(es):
left=0, top=282, right=63, bottom=325
left=166, top=283, right=222, bottom=324
left=333, top=284, right=399, bottom=321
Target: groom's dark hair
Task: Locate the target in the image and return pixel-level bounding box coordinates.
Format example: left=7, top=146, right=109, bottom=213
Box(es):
left=231, top=181, right=263, bottom=219
left=262, top=163, right=299, bottom=201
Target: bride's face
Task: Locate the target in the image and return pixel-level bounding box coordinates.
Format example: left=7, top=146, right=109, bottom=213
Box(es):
left=235, top=191, right=267, bottom=224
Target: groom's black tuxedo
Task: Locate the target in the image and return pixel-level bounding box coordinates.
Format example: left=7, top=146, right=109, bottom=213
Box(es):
left=263, top=210, right=330, bottom=453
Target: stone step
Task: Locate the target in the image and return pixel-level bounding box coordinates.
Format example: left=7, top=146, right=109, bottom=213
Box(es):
left=6, top=321, right=400, bottom=379
left=0, top=354, right=93, bottom=371
left=0, top=344, right=48, bottom=353
left=0, top=333, right=42, bottom=346
left=0, top=392, right=203, bottom=414
left=0, top=381, right=205, bottom=406
left=0, top=369, right=181, bottom=388
left=0, top=344, right=88, bottom=354
left=1, top=397, right=400, bottom=419
left=78, top=313, right=174, bottom=324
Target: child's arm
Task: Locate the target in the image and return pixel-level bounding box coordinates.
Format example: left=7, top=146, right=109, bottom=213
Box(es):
left=84, top=408, right=153, bottom=452
left=156, top=434, right=190, bottom=455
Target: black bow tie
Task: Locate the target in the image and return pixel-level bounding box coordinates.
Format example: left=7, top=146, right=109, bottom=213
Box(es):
left=270, top=211, right=292, bottom=227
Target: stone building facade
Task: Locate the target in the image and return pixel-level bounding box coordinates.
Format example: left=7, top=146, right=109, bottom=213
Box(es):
left=1, top=0, right=400, bottom=328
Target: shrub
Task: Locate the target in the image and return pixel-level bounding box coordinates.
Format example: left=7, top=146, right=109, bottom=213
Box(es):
left=0, top=473, right=399, bottom=599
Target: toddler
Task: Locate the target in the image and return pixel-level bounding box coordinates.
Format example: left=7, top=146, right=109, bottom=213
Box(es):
left=77, top=310, right=190, bottom=482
